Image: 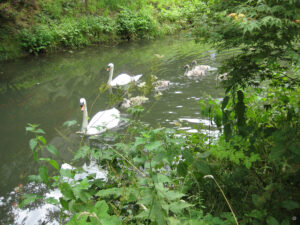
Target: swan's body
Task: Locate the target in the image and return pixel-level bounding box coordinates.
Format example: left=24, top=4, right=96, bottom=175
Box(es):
left=107, top=63, right=142, bottom=87
left=80, top=98, right=120, bottom=135
left=192, top=60, right=217, bottom=72
left=184, top=64, right=206, bottom=77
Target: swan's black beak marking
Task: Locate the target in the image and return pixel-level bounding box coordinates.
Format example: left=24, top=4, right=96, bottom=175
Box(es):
left=80, top=103, right=84, bottom=111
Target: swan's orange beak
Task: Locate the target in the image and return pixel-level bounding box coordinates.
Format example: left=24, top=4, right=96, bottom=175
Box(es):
left=81, top=105, right=85, bottom=111
left=106, top=67, right=110, bottom=71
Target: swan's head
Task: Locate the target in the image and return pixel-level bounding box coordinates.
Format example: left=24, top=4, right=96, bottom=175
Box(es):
left=107, top=63, right=114, bottom=71
left=192, top=60, right=197, bottom=67
left=184, top=64, right=190, bottom=70
left=80, top=98, right=86, bottom=111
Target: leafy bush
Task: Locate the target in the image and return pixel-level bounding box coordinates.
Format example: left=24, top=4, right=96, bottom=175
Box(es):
left=19, top=25, right=54, bottom=55
left=116, top=8, right=157, bottom=40
left=23, top=121, right=234, bottom=225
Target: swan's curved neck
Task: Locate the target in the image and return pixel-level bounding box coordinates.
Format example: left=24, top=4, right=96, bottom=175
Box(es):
left=82, top=105, right=88, bottom=132
left=107, top=67, right=114, bottom=85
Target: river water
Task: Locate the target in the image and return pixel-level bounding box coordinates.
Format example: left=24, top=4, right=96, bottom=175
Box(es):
left=0, top=36, right=237, bottom=224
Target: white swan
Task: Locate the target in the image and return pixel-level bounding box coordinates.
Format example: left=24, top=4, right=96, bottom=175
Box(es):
left=107, top=63, right=142, bottom=87
left=184, top=64, right=206, bottom=77
left=80, top=98, right=120, bottom=135
left=192, top=60, right=217, bottom=71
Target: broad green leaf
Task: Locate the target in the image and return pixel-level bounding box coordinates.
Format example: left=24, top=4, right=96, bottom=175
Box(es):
left=19, top=194, right=41, bottom=208
left=101, top=216, right=122, bottom=225
left=282, top=200, right=300, bottom=210
left=152, top=200, right=166, bottom=225
left=59, top=197, right=69, bottom=210
left=49, top=160, right=59, bottom=171
left=37, top=136, right=47, bottom=145
left=36, top=128, right=46, bottom=134
left=145, top=141, right=163, bottom=151
left=29, top=138, right=38, bottom=151
left=135, top=137, right=148, bottom=146
left=162, top=190, right=185, bottom=201
left=96, top=187, right=122, bottom=198
left=47, top=144, right=58, bottom=156
left=60, top=182, right=75, bottom=200
left=266, top=216, right=280, bottom=225
left=169, top=201, right=192, bottom=214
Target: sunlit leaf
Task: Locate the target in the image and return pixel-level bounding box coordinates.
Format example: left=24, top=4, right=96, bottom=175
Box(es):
left=45, top=197, right=59, bottom=205
left=29, top=138, right=38, bottom=151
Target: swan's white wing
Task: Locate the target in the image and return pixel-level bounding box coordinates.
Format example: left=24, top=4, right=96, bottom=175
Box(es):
left=87, top=108, right=120, bottom=135
left=110, top=74, right=132, bottom=86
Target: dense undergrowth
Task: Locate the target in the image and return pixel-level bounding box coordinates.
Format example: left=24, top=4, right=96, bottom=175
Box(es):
left=0, top=0, right=203, bottom=61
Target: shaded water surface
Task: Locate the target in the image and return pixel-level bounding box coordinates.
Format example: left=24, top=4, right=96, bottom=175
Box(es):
left=0, top=36, right=237, bottom=224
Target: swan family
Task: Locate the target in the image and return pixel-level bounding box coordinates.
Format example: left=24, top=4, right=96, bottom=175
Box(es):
left=185, top=60, right=217, bottom=77
left=79, top=60, right=222, bottom=136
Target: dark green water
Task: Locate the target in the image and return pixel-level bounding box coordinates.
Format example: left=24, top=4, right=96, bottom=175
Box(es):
left=0, top=36, right=237, bottom=224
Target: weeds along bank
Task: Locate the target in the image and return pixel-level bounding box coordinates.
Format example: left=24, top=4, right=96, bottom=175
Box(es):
left=0, top=0, right=203, bottom=61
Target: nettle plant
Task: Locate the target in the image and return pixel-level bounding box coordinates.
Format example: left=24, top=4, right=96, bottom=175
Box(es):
left=23, top=118, right=236, bottom=225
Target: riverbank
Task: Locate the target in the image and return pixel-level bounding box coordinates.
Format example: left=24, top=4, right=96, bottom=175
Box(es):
left=0, top=0, right=205, bottom=62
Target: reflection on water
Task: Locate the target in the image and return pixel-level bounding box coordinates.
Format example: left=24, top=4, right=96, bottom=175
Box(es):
left=0, top=36, right=238, bottom=224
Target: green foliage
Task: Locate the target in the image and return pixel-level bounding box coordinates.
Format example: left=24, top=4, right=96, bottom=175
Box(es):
left=193, top=0, right=300, bottom=223
left=116, top=8, right=157, bottom=40
left=20, top=25, right=54, bottom=55
left=23, top=121, right=232, bottom=224
left=1, top=0, right=202, bottom=59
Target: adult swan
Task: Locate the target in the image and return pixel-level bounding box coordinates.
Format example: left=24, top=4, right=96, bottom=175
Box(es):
left=80, top=98, right=120, bottom=135
left=107, top=63, right=142, bottom=87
